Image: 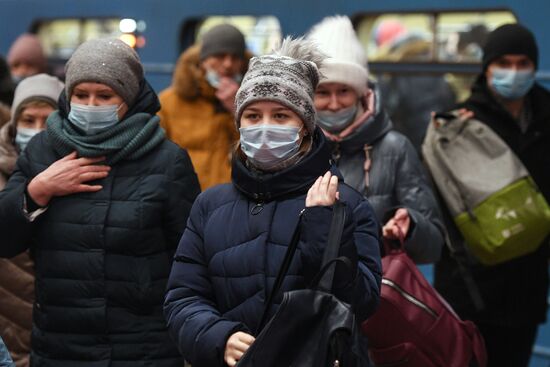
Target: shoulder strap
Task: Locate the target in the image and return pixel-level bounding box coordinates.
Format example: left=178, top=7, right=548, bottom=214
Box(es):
left=256, top=210, right=303, bottom=333
left=257, top=201, right=348, bottom=332
left=317, top=201, right=347, bottom=292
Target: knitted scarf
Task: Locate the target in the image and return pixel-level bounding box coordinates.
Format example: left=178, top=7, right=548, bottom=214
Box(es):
left=46, top=111, right=165, bottom=165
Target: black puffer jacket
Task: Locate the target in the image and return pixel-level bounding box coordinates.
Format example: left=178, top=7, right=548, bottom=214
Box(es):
left=434, top=76, right=550, bottom=326
left=329, top=85, right=444, bottom=264
left=0, top=83, right=200, bottom=367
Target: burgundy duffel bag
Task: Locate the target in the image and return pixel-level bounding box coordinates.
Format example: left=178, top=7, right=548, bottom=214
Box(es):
left=361, top=238, right=487, bottom=367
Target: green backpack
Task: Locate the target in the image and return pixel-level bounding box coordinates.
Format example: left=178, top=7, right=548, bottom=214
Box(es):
left=422, top=111, right=550, bottom=265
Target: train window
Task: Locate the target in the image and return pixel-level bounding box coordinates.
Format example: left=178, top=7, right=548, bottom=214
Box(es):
left=355, top=10, right=516, bottom=63
left=194, top=16, right=282, bottom=56
left=356, top=14, right=434, bottom=62
left=35, top=18, right=134, bottom=60
left=437, top=11, right=516, bottom=62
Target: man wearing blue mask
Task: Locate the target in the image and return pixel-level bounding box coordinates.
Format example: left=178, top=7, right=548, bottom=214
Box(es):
left=159, top=24, right=251, bottom=190
left=434, top=23, right=550, bottom=367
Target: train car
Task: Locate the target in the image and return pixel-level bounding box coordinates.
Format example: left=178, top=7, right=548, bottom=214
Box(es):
left=0, top=0, right=549, bottom=365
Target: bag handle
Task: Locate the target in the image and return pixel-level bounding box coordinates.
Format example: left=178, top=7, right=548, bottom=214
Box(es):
left=257, top=201, right=347, bottom=332
left=383, top=225, right=406, bottom=255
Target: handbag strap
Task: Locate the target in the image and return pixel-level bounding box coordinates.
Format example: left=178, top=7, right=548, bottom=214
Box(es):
left=256, top=209, right=304, bottom=333
left=317, top=201, right=347, bottom=292
left=257, top=201, right=347, bottom=332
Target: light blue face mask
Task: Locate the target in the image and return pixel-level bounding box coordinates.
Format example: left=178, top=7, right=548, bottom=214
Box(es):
left=317, top=104, right=358, bottom=133
left=68, top=103, right=121, bottom=135
left=239, top=124, right=302, bottom=171
left=15, top=127, right=42, bottom=152
left=205, top=69, right=243, bottom=89
left=490, top=68, right=535, bottom=99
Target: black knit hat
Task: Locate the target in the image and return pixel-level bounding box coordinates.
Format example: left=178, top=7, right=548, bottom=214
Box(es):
left=199, top=24, right=246, bottom=61
left=482, top=23, right=538, bottom=71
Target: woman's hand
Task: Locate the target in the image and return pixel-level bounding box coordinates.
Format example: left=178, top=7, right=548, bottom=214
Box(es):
left=382, top=208, right=411, bottom=240
left=306, top=171, right=340, bottom=207
left=27, top=151, right=110, bottom=206
left=224, top=331, right=255, bottom=366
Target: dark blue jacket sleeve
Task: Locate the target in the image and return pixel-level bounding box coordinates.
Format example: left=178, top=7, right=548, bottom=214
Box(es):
left=298, top=194, right=382, bottom=322
left=164, top=193, right=248, bottom=367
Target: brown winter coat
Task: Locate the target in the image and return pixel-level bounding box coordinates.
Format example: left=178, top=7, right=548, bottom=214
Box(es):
left=158, top=45, right=250, bottom=190
left=0, top=102, right=33, bottom=367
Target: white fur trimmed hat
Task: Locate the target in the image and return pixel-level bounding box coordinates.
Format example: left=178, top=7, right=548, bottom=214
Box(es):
left=307, top=15, right=369, bottom=95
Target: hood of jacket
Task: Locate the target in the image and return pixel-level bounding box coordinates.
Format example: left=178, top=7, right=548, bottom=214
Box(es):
left=232, top=128, right=335, bottom=202
left=172, top=44, right=252, bottom=101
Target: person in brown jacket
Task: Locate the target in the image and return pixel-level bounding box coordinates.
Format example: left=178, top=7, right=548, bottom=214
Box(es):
left=0, top=73, right=63, bottom=367
left=159, top=24, right=251, bottom=190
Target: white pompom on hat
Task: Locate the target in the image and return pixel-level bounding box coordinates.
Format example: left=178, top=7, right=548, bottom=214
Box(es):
left=307, top=15, right=369, bottom=95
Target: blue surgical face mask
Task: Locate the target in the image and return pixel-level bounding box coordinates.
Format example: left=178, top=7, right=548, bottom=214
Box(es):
left=205, top=69, right=243, bottom=89
left=68, top=103, right=122, bottom=135
left=317, top=104, right=358, bottom=133
left=15, top=127, right=42, bottom=152
left=239, top=124, right=302, bottom=171
left=490, top=68, right=535, bottom=99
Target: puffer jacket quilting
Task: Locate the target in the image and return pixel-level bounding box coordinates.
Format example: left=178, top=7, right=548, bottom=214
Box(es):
left=0, top=131, right=200, bottom=367
left=164, top=130, right=382, bottom=367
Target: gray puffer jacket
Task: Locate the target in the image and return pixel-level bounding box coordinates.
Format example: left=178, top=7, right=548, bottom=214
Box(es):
left=327, top=84, right=444, bottom=263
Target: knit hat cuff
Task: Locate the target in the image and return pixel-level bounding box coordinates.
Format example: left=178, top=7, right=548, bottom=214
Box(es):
left=319, top=59, right=368, bottom=95
left=67, top=70, right=134, bottom=105
left=235, top=76, right=316, bottom=134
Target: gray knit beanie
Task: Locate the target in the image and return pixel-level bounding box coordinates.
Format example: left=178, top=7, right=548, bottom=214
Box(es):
left=200, top=24, right=246, bottom=61
left=65, top=38, right=143, bottom=105
left=235, top=37, right=325, bottom=134
left=11, top=73, right=64, bottom=124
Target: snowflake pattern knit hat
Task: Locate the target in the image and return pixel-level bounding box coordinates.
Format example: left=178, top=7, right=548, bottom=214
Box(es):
left=235, top=37, right=325, bottom=134
left=307, top=15, right=369, bottom=95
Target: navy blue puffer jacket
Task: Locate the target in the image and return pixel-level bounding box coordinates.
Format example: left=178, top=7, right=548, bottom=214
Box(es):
left=164, top=130, right=382, bottom=367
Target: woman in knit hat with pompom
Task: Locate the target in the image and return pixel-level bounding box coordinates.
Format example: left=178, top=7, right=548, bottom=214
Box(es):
left=307, top=16, right=445, bottom=264
left=164, top=37, right=381, bottom=367
left=0, top=38, right=200, bottom=367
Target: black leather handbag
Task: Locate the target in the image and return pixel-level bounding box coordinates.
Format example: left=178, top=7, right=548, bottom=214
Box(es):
left=237, top=202, right=361, bottom=367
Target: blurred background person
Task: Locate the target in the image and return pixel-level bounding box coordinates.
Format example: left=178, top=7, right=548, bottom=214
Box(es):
left=7, top=34, right=47, bottom=85
left=433, top=24, right=550, bottom=367
left=0, top=56, right=15, bottom=107
left=308, top=15, right=444, bottom=264
left=373, top=19, right=456, bottom=155
left=159, top=24, right=251, bottom=190
left=0, top=73, right=63, bottom=367
left=0, top=38, right=200, bottom=366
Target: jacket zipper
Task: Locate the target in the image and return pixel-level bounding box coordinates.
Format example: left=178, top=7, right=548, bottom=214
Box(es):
left=382, top=278, right=438, bottom=318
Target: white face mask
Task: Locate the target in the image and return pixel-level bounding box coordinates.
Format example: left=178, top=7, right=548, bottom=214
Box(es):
left=15, top=127, right=42, bottom=152
left=205, top=69, right=243, bottom=89
left=317, top=104, right=358, bottom=133
left=68, top=103, right=122, bottom=135
left=239, top=124, right=302, bottom=171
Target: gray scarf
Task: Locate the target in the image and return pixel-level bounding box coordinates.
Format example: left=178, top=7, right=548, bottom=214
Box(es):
left=47, top=111, right=165, bottom=165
